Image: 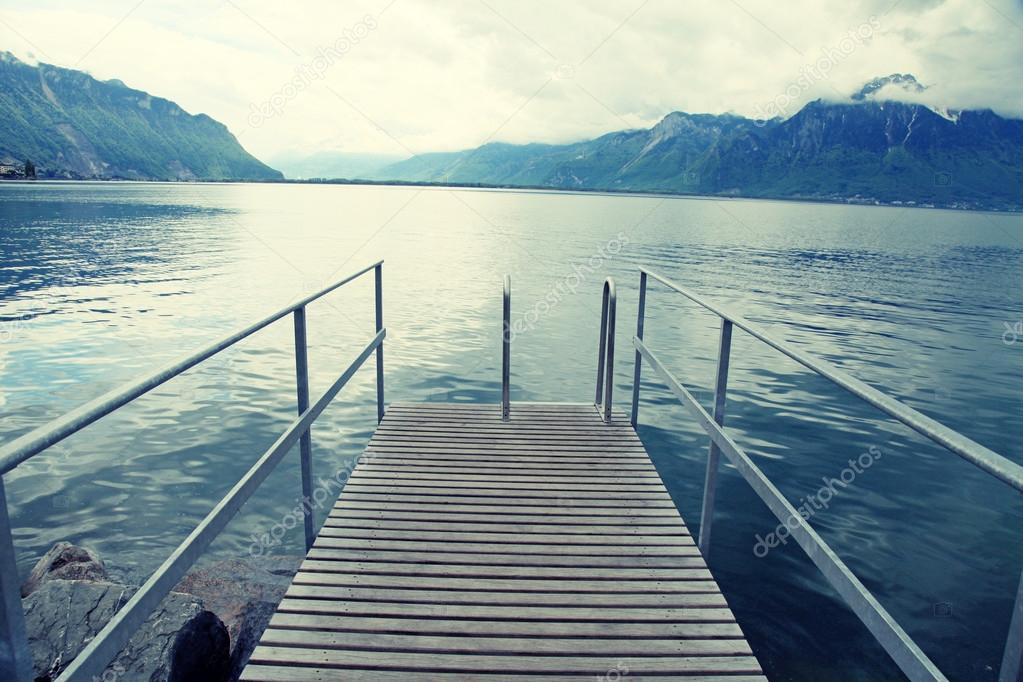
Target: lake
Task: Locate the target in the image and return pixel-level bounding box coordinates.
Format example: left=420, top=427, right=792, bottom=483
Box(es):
left=1, top=181, right=1022, bottom=680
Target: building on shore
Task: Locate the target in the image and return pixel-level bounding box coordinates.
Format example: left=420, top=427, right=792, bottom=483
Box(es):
left=0, top=157, right=23, bottom=176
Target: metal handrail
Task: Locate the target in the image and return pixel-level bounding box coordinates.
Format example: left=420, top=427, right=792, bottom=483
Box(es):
left=0, top=260, right=384, bottom=475
left=0, top=262, right=386, bottom=682
left=594, top=278, right=616, bottom=423
left=638, top=267, right=1023, bottom=493
left=502, top=275, right=511, bottom=421
left=630, top=266, right=1023, bottom=682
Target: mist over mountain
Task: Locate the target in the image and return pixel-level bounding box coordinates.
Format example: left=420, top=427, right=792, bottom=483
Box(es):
left=0, top=52, right=281, bottom=181
left=267, top=152, right=407, bottom=181
left=364, top=75, right=1023, bottom=210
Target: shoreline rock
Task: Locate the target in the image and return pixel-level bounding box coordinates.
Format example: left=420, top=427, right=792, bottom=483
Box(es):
left=23, top=579, right=230, bottom=682
left=21, top=542, right=300, bottom=682
left=176, top=556, right=301, bottom=680
left=21, top=541, right=107, bottom=597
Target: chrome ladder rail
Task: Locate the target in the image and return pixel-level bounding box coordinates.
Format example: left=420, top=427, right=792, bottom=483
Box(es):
left=594, top=277, right=616, bottom=423
left=502, top=275, right=511, bottom=421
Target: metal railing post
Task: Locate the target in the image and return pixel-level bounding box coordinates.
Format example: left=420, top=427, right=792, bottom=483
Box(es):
left=597, top=282, right=613, bottom=423
left=595, top=279, right=617, bottom=423
left=292, top=307, right=315, bottom=551
left=0, top=479, right=32, bottom=682
left=630, top=271, right=648, bottom=427
left=698, top=318, right=733, bottom=556
left=502, top=275, right=511, bottom=421
left=374, top=263, right=385, bottom=423
left=1000, top=567, right=1023, bottom=682
left=595, top=286, right=610, bottom=408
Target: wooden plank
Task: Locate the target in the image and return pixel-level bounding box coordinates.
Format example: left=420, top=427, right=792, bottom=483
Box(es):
left=375, top=426, right=640, bottom=436
left=382, top=408, right=628, bottom=418
left=257, top=628, right=752, bottom=655
left=350, top=472, right=661, bottom=483
left=327, top=510, right=686, bottom=525
left=336, top=497, right=678, bottom=511
left=362, top=452, right=653, bottom=462
left=339, top=486, right=672, bottom=498
left=344, top=478, right=666, bottom=491
left=382, top=411, right=633, bottom=422
left=364, top=444, right=649, bottom=454
left=372, top=431, right=645, bottom=442
left=316, top=528, right=694, bottom=545
left=382, top=412, right=628, bottom=420
left=311, top=538, right=699, bottom=555
left=296, top=560, right=715, bottom=580
left=283, top=585, right=729, bottom=607
left=241, top=665, right=769, bottom=682
left=351, top=474, right=660, bottom=482
left=290, top=573, right=719, bottom=592
left=266, top=613, right=742, bottom=637
left=304, top=549, right=707, bottom=567
left=371, top=433, right=644, bottom=443
left=242, top=402, right=761, bottom=680
left=333, top=500, right=681, bottom=515
left=273, top=599, right=739, bottom=622
left=383, top=405, right=616, bottom=415
left=321, top=519, right=689, bottom=535
left=376, top=418, right=634, bottom=427
left=356, top=466, right=659, bottom=475
left=356, top=460, right=658, bottom=470
left=247, top=648, right=761, bottom=674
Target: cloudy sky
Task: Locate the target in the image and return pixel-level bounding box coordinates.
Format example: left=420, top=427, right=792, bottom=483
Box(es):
left=2, top=0, right=1022, bottom=162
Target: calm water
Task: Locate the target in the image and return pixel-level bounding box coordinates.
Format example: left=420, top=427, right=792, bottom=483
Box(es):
left=1, top=181, right=1022, bottom=680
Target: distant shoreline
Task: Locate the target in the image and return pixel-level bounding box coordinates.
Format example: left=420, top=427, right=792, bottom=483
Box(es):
left=2, top=177, right=1020, bottom=214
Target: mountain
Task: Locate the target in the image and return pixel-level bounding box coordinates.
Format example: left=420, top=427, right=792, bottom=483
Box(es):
left=368, top=75, right=1023, bottom=210
left=267, top=151, right=408, bottom=180
left=372, top=113, right=752, bottom=193
left=851, top=73, right=925, bottom=101
left=0, top=52, right=281, bottom=181
left=695, top=100, right=1023, bottom=208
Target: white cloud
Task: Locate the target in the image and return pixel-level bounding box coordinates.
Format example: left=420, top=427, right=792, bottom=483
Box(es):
left=1, top=0, right=1021, bottom=162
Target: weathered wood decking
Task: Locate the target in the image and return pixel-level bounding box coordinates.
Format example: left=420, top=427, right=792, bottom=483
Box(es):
left=240, top=402, right=764, bottom=681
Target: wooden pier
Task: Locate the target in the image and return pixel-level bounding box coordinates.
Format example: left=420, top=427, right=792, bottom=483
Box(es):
left=240, top=402, right=764, bottom=681
left=5, top=263, right=1017, bottom=682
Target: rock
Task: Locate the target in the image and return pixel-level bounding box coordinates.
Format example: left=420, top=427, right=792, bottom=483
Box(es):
left=21, top=541, right=107, bottom=597
left=176, top=556, right=301, bottom=681
left=23, top=579, right=230, bottom=682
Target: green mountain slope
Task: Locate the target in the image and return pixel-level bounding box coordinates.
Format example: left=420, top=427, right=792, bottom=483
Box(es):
left=0, top=52, right=281, bottom=180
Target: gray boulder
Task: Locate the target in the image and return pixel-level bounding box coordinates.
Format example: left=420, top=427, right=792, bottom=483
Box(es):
left=21, top=541, right=107, bottom=597
left=176, top=556, right=300, bottom=680
left=23, top=579, right=230, bottom=682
